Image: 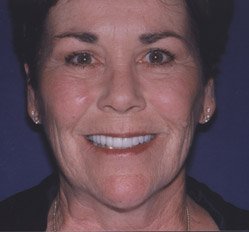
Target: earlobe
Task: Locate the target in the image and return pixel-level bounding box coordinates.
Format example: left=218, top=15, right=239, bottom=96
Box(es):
left=27, top=83, right=41, bottom=125
left=199, top=79, right=216, bottom=124
left=201, top=107, right=212, bottom=124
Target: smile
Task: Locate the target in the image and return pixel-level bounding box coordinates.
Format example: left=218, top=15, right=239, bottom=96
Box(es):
left=86, top=134, right=155, bottom=149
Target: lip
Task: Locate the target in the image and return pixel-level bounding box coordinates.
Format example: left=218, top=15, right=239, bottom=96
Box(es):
left=84, top=133, right=157, bottom=156
left=85, top=133, right=156, bottom=137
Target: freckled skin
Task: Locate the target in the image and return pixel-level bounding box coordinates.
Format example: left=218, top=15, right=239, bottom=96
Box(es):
left=27, top=0, right=215, bottom=230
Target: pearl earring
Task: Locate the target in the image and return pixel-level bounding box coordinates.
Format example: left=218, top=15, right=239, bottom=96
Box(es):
left=31, top=111, right=40, bottom=125
left=204, top=107, right=211, bottom=123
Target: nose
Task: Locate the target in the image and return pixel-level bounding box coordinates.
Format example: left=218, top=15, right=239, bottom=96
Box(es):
left=97, top=66, right=146, bottom=114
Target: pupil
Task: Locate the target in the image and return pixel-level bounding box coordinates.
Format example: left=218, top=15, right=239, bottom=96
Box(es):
left=149, top=51, right=163, bottom=64
left=78, top=53, right=91, bottom=64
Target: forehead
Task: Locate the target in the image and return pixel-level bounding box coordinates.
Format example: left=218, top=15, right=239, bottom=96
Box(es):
left=48, top=0, right=189, bottom=37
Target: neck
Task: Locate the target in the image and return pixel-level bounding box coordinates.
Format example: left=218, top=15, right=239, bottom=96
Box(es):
left=48, top=171, right=189, bottom=231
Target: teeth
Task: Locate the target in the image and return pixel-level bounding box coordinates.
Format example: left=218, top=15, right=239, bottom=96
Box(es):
left=87, top=134, right=155, bottom=149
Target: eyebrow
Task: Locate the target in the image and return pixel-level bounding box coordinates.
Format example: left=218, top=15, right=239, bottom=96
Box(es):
left=54, top=32, right=98, bottom=43
left=139, top=31, right=188, bottom=44
left=53, top=30, right=191, bottom=48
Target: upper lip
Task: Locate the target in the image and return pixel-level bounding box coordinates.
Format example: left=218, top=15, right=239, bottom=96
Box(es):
left=85, top=133, right=157, bottom=138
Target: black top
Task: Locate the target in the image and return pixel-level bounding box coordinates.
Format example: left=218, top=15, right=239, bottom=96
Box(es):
left=0, top=174, right=249, bottom=231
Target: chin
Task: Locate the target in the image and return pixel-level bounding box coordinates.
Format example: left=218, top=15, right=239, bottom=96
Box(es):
left=97, top=174, right=152, bottom=211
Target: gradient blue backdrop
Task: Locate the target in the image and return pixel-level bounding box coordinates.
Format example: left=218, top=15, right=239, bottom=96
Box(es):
left=0, top=0, right=249, bottom=210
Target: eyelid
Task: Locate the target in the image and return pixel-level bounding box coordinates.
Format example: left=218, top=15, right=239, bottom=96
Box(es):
left=138, top=48, right=175, bottom=65
left=147, top=48, right=174, bottom=58
left=65, top=51, right=100, bottom=67
left=65, top=51, right=92, bottom=61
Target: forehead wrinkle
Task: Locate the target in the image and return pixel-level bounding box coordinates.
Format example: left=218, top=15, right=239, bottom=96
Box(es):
left=47, top=0, right=194, bottom=52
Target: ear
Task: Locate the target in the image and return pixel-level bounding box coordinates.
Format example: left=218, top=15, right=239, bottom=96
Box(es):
left=25, top=64, right=41, bottom=125
left=199, top=78, right=216, bottom=124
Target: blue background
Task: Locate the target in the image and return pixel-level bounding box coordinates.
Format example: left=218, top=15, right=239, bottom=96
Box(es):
left=0, top=0, right=249, bottom=210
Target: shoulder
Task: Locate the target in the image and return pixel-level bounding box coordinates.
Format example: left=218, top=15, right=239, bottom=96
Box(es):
left=187, top=176, right=249, bottom=230
left=0, top=174, right=58, bottom=231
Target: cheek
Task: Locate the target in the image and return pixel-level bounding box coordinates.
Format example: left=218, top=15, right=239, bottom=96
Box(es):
left=39, top=75, right=92, bottom=126
left=147, top=76, right=203, bottom=126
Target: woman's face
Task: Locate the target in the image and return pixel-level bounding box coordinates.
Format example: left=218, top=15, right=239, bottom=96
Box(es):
left=28, top=0, right=214, bottom=210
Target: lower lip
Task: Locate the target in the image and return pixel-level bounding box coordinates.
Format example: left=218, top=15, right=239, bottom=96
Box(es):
left=85, top=136, right=157, bottom=156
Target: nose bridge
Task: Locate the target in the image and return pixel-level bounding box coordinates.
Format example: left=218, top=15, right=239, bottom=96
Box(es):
left=97, top=62, right=146, bottom=113
left=112, top=63, right=136, bottom=95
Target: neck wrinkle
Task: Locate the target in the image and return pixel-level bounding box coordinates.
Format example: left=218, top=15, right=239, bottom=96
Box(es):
left=54, top=170, right=188, bottom=231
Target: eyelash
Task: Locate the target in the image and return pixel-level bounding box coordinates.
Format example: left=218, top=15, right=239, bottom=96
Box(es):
left=65, top=52, right=96, bottom=68
left=64, top=49, right=175, bottom=69
left=142, top=48, right=175, bottom=67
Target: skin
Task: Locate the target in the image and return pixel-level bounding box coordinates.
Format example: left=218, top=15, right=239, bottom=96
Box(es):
left=26, top=0, right=216, bottom=230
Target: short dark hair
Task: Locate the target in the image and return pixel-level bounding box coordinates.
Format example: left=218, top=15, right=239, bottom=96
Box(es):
left=186, top=0, right=234, bottom=81
left=8, top=0, right=58, bottom=88
left=8, top=0, right=234, bottom=88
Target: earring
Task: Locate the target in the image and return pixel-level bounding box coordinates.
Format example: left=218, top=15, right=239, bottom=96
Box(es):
left=204, top=107, right=211, bottom=123
left=31, top=111, right=40, bottom=125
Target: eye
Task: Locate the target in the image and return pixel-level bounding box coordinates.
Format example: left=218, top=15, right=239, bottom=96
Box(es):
left=145, top=49, right=174, bottom=65
left=65, top=52, right=94, bottom=67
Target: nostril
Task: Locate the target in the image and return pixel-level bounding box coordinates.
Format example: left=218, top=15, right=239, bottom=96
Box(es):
left=102, top=103, right=145, bottom=114
left=97, top=84, right=146, bottom=113
left=97, top=69, right=146, bottom=113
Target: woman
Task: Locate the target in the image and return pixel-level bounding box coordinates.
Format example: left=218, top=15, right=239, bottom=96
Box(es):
left=1, top=0, right=249, bottom=230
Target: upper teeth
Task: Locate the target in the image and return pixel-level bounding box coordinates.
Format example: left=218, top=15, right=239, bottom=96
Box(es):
left=87, top=134, right=155, bottom=149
